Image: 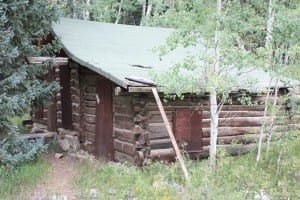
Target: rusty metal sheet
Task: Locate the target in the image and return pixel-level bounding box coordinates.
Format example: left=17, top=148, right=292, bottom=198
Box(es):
left=174, top=109, right=203, bottom=151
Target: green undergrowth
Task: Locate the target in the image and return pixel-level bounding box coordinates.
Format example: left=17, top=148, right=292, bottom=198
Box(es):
left=75, top=130, right=300, bottom=200
left=0, top=157, right=49, bottom=199
left=7, top=113, right=31, bottom=134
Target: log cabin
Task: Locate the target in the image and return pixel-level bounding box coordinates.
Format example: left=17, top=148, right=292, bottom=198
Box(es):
left=31, top=18, right=300, bottom=164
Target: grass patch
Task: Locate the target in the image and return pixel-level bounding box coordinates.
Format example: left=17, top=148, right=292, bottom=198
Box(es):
left=75, top=161, right=183, bottom=199
left=75, top=130, right=299, bottom=200
left=0, top=157, right=50, bottom=199
left=7, top=113, right=31, bottom=134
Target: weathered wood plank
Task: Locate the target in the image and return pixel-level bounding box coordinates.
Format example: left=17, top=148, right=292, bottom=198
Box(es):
left=27, top=57, right=68, bottom=65
left=147, top=122, right=171, bottom=133
left=56, top=111, right=62, bottom=119
left=21, top=132, right=56, bottom=139
left=202, top=134, right=264, bottom=146
left=128, top=87, right=153, bottom=93
left=149, top=148, right=175, bottom=160
left=114, top=128, right=134, bottom=142
left=72, top=113, right=80, bottom=123
left=114, top=105, right=134, bottom=115
left=114, top=139, right=136, bottom=155
left=85, top=100, right=96, bottom=108
left=86, top=86, right=96, bottom=93
left=72, top=123, right=80, bottom=132
left=147, top=105, right=266, bottom=112
left=202, top=116, right=291, bottom=128
left=150, top=138, right=172, bottom=149
left=85, top=133, right=95, bottom=143
left=114, top=114, right=133, bottom=123
left=85, top=107, right=96, bottom=115
left=83, top=114, right=96, bottom=124
left=85, top=124, right=96, bottom=133
left=113, top=95, right=133, bottom=105
left=149, top=131, right=169, bottom=139
left=202, top=127, right=260, bottom=137
left=202, top=110, right=265, bottom=118
left=84, top=93, right=96, bottom=101
left=72, top=102, right=80, bottom=113
left=149, top=113, right=172, bottom=123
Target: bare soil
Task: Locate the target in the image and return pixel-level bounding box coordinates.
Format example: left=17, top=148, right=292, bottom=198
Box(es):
left=29, top=153, right=78, bottom=200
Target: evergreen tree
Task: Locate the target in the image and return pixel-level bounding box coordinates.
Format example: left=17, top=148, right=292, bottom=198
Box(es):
left=0, top=0, right=60, bottom=136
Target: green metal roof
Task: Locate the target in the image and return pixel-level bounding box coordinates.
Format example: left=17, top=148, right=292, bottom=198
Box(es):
left=52, top=18, right=297, bottom=91
left=52, top=18, right=197, bottom=88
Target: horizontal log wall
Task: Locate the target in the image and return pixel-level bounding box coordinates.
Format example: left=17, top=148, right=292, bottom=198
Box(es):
left=55, top=65, right=62, bottom=128
left=142, top=90, right=299, bottom=160
left=132, top=95, right=150, bottom=165
left=112, top=90, right=153, bottom=165
left=79, top=67, right=99, bottom=153
left=69, top=61, right=81, bottom=136
left=146, top=98, right=200, bottom=153
left=113, top=92, right=136, bottom=163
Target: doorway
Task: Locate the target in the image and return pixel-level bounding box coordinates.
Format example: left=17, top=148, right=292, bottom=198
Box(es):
left=95, top=78, right=114, bottom=160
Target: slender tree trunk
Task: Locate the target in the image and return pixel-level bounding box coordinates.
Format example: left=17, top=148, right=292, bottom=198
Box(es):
left=209, top=89, right=219, bottom=169
left=142, top=0, right=147, bottom=17
left=83, top=0, right=90, bottom=20
left=115, top=0, right=123, bottom=24
left=146, top=4, right=152, bottom=17
left=169, top=0, right=175, bottom=9
left=209, top=0, right=221, bottom=170
left=265, top=77, right=280, bottom=158
left=256, top=80, right=272, bottom=162
left=68, top=0, right=77, bottom=19
left=256, top=0, right=275, bottom=162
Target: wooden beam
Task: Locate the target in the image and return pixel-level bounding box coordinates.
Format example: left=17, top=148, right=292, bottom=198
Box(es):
left=151, top=87, right=190, bottom=183
left=21, top=132, right=56, bottom=139
left=128, top=86, right=153, bottom=93
left=27, top=57, right=69, bottom=65
left=149, top=148, right=175, bottom=159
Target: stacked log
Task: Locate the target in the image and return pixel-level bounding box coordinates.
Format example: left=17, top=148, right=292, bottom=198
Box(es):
left=113, top=94, right=136, bottom=163
left=55, top=65, right=62, bottom=128
left=79, top=68, right=98, bottom=153
left=132, top=95, right=150, bottom=165
left=69, top=62, right=81, bottom=135
left=143, top=91, right=299, bottom=160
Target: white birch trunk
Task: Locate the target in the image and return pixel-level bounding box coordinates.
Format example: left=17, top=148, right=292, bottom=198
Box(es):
left=115, top=0, right=123, bottom=24
left=146, top=4, right=152, bottom=17
left=256, top=83, right=272, bottom=162
left=209, top=89, right=219, bottom=169
left=266, top=77, right=280, bottom=158
left=256, top=0, right=275, bottom=162
left=209, top=0, right=221, bottom=170
left=83, top=0, right=90, bottom=20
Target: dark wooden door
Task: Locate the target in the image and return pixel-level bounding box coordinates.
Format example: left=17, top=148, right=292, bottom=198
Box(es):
left=174, top=109, right=203, bottom=151
left=59, top=65, right=72, bottom=129
left=46, top=67, right=57, bottom=131
left=95, top=78, right=114, bottom=160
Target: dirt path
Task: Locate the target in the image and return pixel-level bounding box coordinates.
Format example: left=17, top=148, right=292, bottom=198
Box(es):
left=30, top=154, right=78, bottom=200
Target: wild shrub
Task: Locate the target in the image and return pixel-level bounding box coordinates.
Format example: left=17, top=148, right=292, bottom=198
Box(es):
left=0, top=131, right=48, bottom=167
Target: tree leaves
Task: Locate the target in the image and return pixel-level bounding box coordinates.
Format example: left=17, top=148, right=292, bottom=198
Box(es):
left=0, top=1, right=60, bottom=135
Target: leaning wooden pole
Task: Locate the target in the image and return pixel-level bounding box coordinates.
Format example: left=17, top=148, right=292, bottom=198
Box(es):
left=151, top=87, right=190, bottom=182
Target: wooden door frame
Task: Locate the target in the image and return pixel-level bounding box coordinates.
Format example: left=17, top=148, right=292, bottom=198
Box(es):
left=95, top=78, right=114, bottom=160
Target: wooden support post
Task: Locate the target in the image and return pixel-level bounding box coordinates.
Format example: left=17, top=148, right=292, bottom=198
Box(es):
left=151, top=87, right=190, bottom=182
left=27, top=57, right=69, bottom=65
